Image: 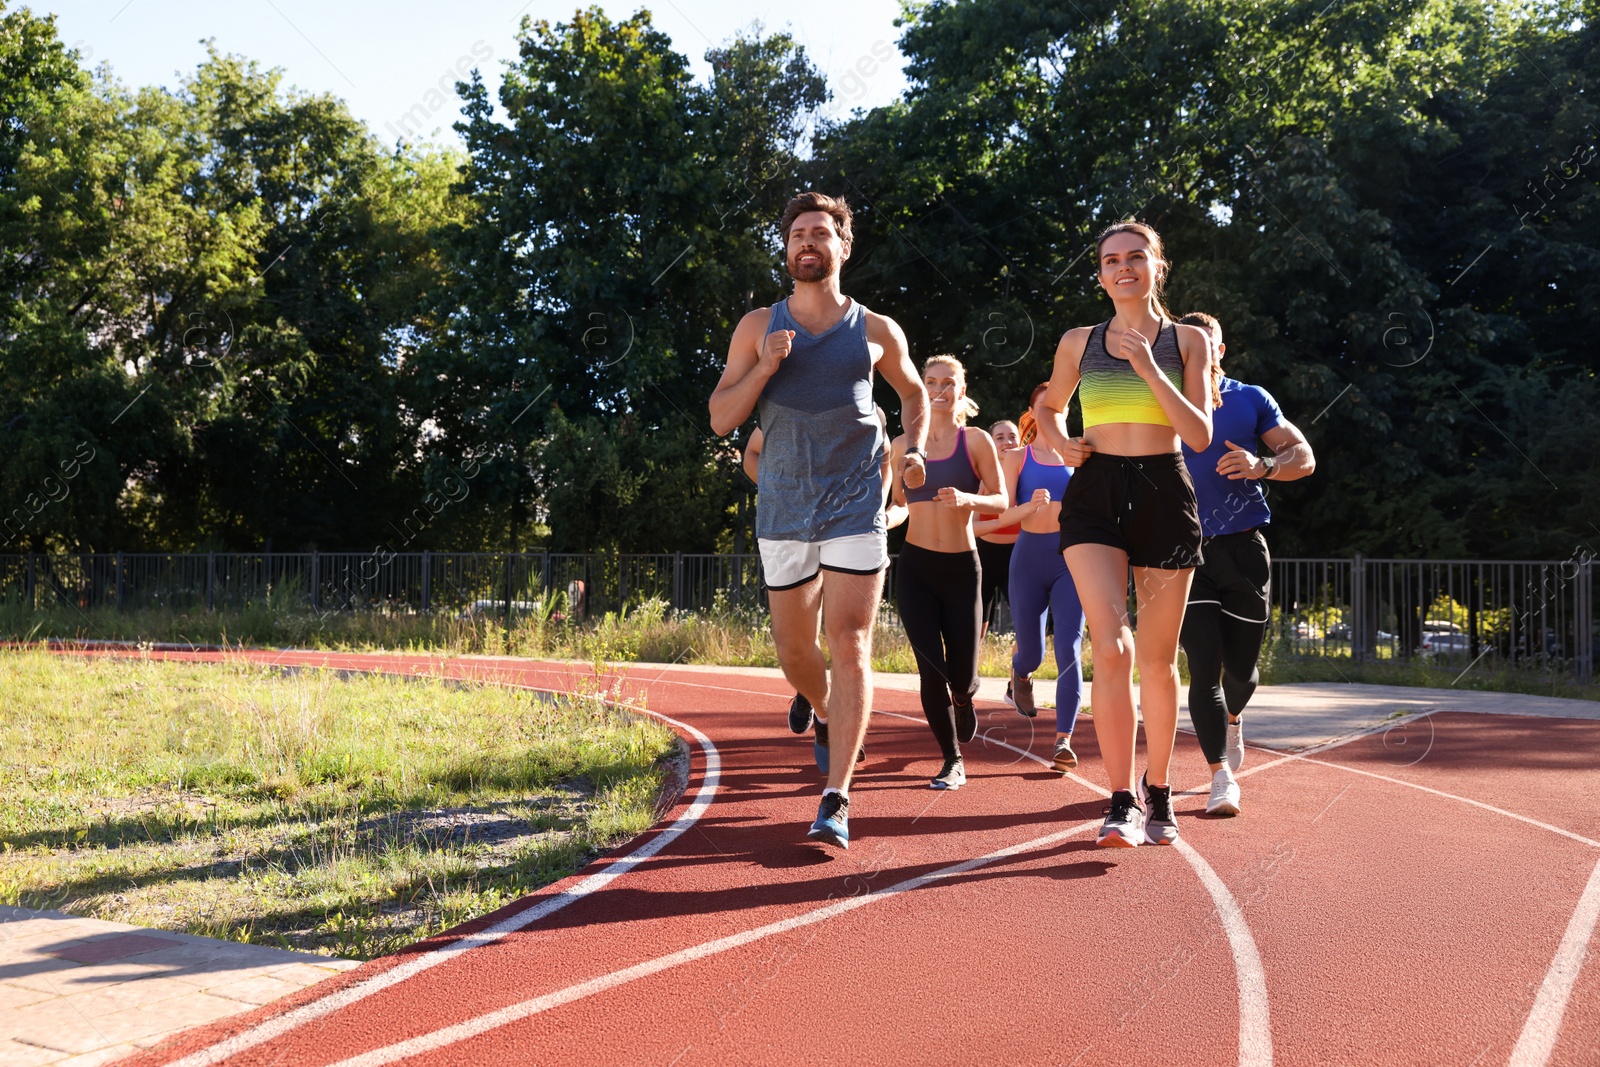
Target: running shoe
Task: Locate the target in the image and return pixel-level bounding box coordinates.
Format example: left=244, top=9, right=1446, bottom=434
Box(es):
left=808, top=791, right=850, bottom=849
left=1051, top=736, right=1077, bottom=773
left=1011, top=670, right=1037, bottom=718
left=931, top=756, right=966, bottom=790
left=811, top=718, right=864, bottom=773
left=1206, top=766, right=1241, bottom=816
left=788, top=692, right=814, bottom=734
left=953, top=700, right=977, bottom=744
left=1004, top=680, right=1015, bottom=707
left=1139, top=773, right=1179, bottom=845
left=1225, top=719, right=1245, bottom=772
left=1097, top=789, right=1146, bottom=848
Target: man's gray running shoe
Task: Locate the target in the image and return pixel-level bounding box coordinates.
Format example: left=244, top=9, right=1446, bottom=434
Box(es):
left=1139, top=773, right=1179, bottom=845
left=1011, top=670, right=1036, bottom=718
left=931, top=756, right=966, bottom=790
left=788, top=693, right=814, bottom=734
left=1225, top=720, right=1245, bottom=772
left=1097, top=790, right=1145, bottom=847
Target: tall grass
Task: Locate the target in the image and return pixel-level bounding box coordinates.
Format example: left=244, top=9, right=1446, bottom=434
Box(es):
left=0, top=652, right=678, bottom=959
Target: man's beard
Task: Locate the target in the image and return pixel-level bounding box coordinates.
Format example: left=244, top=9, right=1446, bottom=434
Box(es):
left=788, top=251, right=833, bottom=282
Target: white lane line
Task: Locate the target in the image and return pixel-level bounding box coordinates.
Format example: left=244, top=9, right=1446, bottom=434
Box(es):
left=163, top=703, right=721, bottom=1067
left=1508, top=855, right=1600, bottom=1067
left=1175, top=840, right=1273, bottom=1067
left=884, top=709, right=1275, bottom=1067
left=1290, top=755, right=1600, bottom=850
left=322, top=817, right=1104, bottom=1067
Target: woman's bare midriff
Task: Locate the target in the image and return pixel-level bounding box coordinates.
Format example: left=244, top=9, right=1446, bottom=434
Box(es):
left=905, top=502, right=979, bottom=553
left=1084, top=422, right=1180, bottom=457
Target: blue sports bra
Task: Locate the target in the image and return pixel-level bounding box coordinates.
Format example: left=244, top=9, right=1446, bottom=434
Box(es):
left=1016, top=445, right=1070, bottom=505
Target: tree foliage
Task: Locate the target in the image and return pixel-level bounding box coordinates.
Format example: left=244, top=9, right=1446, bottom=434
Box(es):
left=1, top=0, right=1594, bottom=558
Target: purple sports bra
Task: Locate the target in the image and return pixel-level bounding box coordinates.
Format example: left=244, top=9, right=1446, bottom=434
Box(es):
left=904, top=430, right=982, bottom=503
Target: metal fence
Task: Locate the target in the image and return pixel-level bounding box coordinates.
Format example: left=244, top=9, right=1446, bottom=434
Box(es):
left=2, top=551, right=1593, bottom=683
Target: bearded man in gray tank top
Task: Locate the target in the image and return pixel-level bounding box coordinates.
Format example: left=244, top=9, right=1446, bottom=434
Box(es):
left=710, top=191, right=930, bottom=850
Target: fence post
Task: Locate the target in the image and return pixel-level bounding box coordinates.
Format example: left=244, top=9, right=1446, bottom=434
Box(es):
left=1351, top=554, right=1365, bottom=664
left=206, top=551, right=215, bottom=613
left=1578, top=557, right=1594, bottom=686
left=673, top=552, right=683, bottom=611
left=310, top=551, right=320, bottom=611
left=115, top=551, right=124, bottom=612
left=541, top=550, right=550, bottom=594
left=26, top=553, right=35, bottom=610
left=421, top=551, right=432, bottom=614
left=504, top=553, right=513, bottom=626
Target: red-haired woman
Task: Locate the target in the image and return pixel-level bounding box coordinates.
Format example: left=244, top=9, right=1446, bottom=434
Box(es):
left=986, top=384, right=1087, bottom=774
left=1036, top=220, right=1217, bottom=847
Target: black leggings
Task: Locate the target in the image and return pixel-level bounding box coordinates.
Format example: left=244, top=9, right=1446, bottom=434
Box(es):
left=895, top=543, right=982, bottom=761
left=1180, top=530, right=1271, bottom=765
left=975, top=537, right=1014, bottom=632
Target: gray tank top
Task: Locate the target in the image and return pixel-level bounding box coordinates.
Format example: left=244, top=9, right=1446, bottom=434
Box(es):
left=756, top=298, right=885, bottom=542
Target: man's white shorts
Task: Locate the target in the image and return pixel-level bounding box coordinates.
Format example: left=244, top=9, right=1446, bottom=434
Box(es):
left=759, top=532, right=888, bottom=591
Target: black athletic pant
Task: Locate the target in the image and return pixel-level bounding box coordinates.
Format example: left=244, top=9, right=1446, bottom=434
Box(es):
left=895, top=543, right=982, bottom=762
left=976, top=537, right=1014, bottom=633
left=1180, top=529, right=1271, bottom=766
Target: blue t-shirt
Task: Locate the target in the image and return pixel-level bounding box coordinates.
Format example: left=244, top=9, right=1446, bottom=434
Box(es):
left=1182, top=377, right=1285, bottom=537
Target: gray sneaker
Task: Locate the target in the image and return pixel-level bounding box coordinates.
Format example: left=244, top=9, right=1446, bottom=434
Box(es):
left=1011, top=671, right=1037, bottom=718
left=1139, top=773, right=1179, bottom=845
left=931, top=755, right=966, bottom=790
left=1097, top=790, right=1145, bottom=847
left=1225, top=720, right=1245, bottom=772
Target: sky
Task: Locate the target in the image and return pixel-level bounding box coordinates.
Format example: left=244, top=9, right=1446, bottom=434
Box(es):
left=38, top=0, right=913, bottom=146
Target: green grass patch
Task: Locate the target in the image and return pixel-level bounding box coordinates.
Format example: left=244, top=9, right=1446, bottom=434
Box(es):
left=0, top=652, right=679, bottom=960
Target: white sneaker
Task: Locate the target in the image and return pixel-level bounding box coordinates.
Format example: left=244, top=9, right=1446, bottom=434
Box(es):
left=1225, top=720, right=1245, bottom=772
left=1206, top=767, right=1241, bottom=816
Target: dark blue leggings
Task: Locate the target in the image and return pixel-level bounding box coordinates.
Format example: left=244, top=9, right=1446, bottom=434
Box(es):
left=1008, top=530, right=1086, bottom=733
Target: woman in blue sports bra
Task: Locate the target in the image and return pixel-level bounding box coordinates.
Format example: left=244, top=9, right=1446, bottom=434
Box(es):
left=986, top=383, right=1087, bottom=774
left=888, top=356, right=1006, bottom=791
left=1036, top=220, right=1218, bottom=849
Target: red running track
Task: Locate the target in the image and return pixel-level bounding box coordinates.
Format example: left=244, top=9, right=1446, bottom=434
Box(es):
left=71, top=649, right=1600, bottom=1067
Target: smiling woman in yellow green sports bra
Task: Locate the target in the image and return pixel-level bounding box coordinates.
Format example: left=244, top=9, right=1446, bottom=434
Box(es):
left=1033, top=220, right=1220, bottom=850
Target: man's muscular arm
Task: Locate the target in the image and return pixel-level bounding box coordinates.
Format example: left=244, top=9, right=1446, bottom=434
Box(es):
left=710, top=309, right=789, bottom=437
left=869, top=312, right=929, bottom=488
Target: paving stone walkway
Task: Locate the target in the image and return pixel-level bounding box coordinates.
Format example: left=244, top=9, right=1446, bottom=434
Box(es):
left=0, top=905, right=356, bottom=1066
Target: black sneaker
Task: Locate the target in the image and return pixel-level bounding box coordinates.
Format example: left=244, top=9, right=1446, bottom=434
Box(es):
left=1097, top=789, right=1146, bottom=848
left=953, top=699, right=977, bottom=744
left=808, top=791, right=850, bottom=848
left=1139, top=773, right=1178, bottom=845
left=788, top=693, right=814, bottom=734
left=1011, top=670, right=1037, bottom=718
left=930, top=755, right=966, bottom=790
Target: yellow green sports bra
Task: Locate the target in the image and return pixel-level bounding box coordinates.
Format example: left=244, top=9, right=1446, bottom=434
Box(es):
left=1078, top=319, right=1185, bottom=429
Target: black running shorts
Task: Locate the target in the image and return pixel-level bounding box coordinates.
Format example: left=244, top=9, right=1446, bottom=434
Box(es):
left=1188, top=528, right=1271, bottom=623
left=1058, top=451, right=1203, bottom=569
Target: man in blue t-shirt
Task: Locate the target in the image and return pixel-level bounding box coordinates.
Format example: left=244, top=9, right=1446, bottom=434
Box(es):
left=1177, top=312, right=1317, bottom=818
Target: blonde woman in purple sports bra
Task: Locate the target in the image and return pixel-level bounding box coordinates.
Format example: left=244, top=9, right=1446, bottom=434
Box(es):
left=1035, top=220, right=1218, bottom=848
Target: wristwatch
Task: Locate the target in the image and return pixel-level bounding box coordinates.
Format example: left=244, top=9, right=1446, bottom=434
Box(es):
left=905, top=445, right=925, bottom=458
left=1260, top=455, right=1277, bottom=480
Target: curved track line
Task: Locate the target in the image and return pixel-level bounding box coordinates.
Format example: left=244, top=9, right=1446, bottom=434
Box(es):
left=883, top=709, right=1275, bottom=1066
left=1290, top=754, right=1600, bottom=850
left=1507, top=855, right=1600, bottom=1067
left=319, top=817, right=1103, bottom=1067
left=164, top=701, right=721, bottom=1067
